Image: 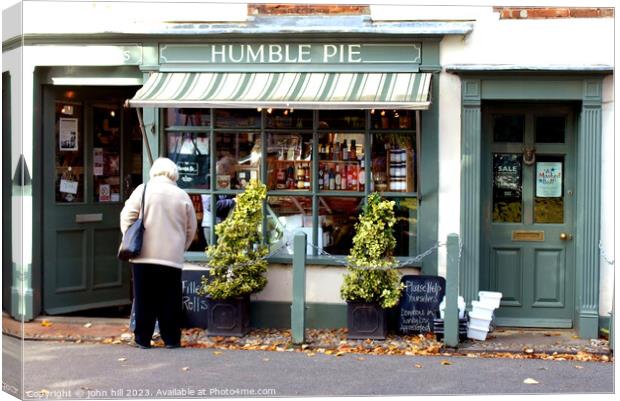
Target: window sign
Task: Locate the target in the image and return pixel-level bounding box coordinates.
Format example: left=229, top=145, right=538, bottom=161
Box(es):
left=536, top=162, right=563, bottom=198
left=492, top=153, right=522, bottom=223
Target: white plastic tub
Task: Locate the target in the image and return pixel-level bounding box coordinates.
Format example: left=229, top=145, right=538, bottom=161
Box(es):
left=467, top=326, right=488, bottom=341
left=478, top=291, right=503, bottom=309
left=471, top=300, right=494, bottom=320
left=468, top=311, right=492, bottom=331
left=439, top=296, right=466, bottom=320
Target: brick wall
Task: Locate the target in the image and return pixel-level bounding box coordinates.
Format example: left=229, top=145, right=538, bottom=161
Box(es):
left=249, top=4, right=369, bottom=16
left=495, top=7, right=614, bottom=19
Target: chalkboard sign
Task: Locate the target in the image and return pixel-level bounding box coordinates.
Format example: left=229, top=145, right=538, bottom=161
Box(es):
left=399, top=275, right=446, bottom=334
left=181, top=267, right=210, bottom=329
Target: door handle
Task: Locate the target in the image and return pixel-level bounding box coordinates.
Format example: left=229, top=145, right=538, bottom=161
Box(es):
left=560, top=232, right=573, bottom=241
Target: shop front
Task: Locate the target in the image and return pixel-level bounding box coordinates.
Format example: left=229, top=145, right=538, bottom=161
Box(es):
left=125, top=39, right=444, bottom=327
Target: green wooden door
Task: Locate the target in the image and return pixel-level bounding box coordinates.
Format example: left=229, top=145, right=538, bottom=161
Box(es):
left=482, top=104, right=575, bottom=328
left=42, top=86, right=141, bottom=314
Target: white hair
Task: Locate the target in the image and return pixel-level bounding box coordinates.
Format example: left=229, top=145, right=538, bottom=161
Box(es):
left=149, top=157, right=179, bottom=182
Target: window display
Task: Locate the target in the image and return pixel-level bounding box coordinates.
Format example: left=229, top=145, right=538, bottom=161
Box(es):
left=318, top=132, right=364, bottom=192
left=267, top=132, right=313, bottom=191
left=370, top=132, right=416, bottom=193
left=215, top=132, right=260, bottom=189
left=165, top=108, right=420, bottom=258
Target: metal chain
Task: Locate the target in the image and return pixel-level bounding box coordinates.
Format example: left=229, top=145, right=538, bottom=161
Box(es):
left=599, top=240, right=615, bottom=266
left=305, top=241, right=445, bottom=270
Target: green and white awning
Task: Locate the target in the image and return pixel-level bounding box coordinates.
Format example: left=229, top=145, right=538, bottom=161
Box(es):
left=128, top=72, right=432, bottom=110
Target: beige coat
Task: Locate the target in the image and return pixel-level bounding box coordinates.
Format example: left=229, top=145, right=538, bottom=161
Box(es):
left=120, top=176, right=197, bottom=269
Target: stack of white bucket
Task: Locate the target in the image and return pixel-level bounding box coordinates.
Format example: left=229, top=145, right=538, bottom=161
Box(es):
left=467, top=291, right=503, bottom=341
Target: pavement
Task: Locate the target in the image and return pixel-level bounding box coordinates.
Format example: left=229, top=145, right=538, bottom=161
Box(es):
left=1, top=313, right=612, bottom=357
left=5, top=335, right=613, bottom=398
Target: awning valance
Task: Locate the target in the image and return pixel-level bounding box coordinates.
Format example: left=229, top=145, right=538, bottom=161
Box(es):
left=128, top=72, right=432, bottom=110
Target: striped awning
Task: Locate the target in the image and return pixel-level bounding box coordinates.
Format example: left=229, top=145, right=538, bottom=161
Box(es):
left=128, top=72, right=432, bottom=110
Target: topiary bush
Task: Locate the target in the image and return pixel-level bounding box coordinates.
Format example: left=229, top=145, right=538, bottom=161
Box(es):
left=340, top=192, right=403, bottom=309
left=198, top=179, right=268, bottom=300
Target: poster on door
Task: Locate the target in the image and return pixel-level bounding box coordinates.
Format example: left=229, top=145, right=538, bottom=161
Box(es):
left=536, top=162, right=563, bottom=197
left=493, top=153, right=522, bottom=199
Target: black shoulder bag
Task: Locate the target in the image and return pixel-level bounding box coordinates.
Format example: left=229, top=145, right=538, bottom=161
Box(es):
left=118, top=183, right=147, bottom=261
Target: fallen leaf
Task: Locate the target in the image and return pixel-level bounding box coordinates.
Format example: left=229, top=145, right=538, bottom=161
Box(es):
left=575, top=365, right=584, bottom=369
left=117, top=357, right=127, bottom=362
left=335, top=351, right=345, bottom=357
left=440, top=360, right=452, bottom=366
left=40, top=389, right=50, bottom=395
left=601, top=355, right=610, bottom=362
left=40, top=320, right=53, bottom=327
left=301, top=344, right=309, bottom=350
left=213, top=351, right=222, bottom=356
left=182, top=367, right=190, bottom=372
left=324, top=350, right=334, bottom=355
left=415, top=364, right=423, bottom=368
left=524, top=348, right=534, bottom=354
left=83, top=323, right=92, bottom=328
left=306, top=352, right=316, bottom=357
left=357, top=357, right=365, bottom=361
left=523, top=378, right=539, bottom=385
left=263, top=358, right=269, bottom=362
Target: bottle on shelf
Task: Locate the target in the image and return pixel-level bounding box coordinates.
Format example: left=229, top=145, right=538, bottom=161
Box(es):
left=341, top=165, right=347, bottom=190
left=276, top=167, right=286, bottom=189
left=328, top=168, right=336, bottom=190
left=333, top=142, right=340, bottom=161
left=304, top=164, right=311, bottom=190
left=342, top=139, right=349, bottom=161
left=335, top=165, right=342, bottom=190
left=318, top=165, right=324, bottom=190
left=347, top=164, right=357, bottom=191
left=358, top=156, right=365, bottom=191
left=350, top=139, right=357, bottom=160
left=286, top=166, right=296, bottom=189
left=296, top=165, right=305, bottom=189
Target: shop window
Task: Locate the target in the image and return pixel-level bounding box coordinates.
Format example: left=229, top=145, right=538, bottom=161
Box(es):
left=215, top=132, right=260, bottom=190
left=165, top=108, right=421, bottom=259
left=388, top=197, right=418, bottom=256
left=167, top=131, right=210, bottom=189
left=166, top=108, right=211, bottom=127
left=535, top=116, right=565, bottom=143
left=371, top=109, right=414, bottom=130
left=55, top=102, right=85, bottom=203
left=370, top=132, right=416, bottom=193
left=319, top=197, right=363, bottom=256
left=493, top=115, right=524, bottom=143
left=215, top=108, right=260, bottom=128
left=266, top=196, right=313, bottom=255
left=93, top=105, right=122, bottom=203
left=267, top=132, right=313, bottom=191
left=265, top=109, right=312, bottom=129
left=319, top=110, right=365, bottom=130
left=318, top=132, right=365, bottom=192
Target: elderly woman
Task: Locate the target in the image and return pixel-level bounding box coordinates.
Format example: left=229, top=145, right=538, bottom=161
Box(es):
left=121, top=157, right=197, bottom=349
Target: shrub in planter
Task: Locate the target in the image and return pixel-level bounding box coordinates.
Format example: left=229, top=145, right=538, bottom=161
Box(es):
left=340, top=193, right=403, bottom=339
left=197, top=179, right=268, bottom=336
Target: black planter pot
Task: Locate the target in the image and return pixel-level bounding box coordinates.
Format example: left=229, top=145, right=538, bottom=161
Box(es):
left=206, top=295, right=250, bottom=337
left=346, top=302, right=388, bottom=340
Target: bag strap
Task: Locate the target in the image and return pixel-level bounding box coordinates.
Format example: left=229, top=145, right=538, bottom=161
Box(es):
left=139, top=183, right=147, bottom=219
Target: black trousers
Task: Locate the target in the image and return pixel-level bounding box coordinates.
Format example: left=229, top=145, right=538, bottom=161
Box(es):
left=132, top=263, right=182, bottom=347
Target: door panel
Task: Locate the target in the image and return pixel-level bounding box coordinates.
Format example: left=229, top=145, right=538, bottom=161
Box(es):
left=482, top=103, right=575, bottom=328
left=43, top=86, right=140, bottom=314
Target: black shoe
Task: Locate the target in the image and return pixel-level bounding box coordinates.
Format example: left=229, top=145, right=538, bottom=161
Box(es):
left=130, top=341, right=151, bottom=349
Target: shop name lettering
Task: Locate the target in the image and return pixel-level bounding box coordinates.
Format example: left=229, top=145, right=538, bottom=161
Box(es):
left=174, top=44, right=373, bottom=64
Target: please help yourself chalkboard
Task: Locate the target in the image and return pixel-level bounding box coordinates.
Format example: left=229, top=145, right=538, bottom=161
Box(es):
left=399, top=275, right=446, bottom=334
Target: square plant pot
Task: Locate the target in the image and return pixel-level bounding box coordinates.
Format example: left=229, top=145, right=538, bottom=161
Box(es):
left=206, top=296, right=250, bottom=337
left=347, top=302, right=388, bottom=340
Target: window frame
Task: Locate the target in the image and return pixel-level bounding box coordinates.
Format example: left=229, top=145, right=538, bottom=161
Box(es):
left=161, top=108, right=421, bottom=265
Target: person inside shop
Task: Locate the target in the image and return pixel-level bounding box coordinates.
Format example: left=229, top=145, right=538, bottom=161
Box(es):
left=120, top=157, right=197, bottom=349
left=201, top=154, right=238, bottom=245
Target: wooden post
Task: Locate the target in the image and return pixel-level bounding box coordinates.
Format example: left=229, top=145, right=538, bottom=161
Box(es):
left=291, top=231, right=307, bottom=344
left=444, top=233, right=460, bottom=348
